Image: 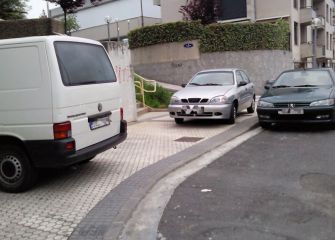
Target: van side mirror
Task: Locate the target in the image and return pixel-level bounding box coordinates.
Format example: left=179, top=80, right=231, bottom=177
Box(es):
left=181, top=84, right=187, bottom=88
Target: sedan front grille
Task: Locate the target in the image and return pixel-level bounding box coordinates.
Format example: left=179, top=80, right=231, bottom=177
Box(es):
left=181, top=98, right=209, bottom=104
left=274, top=102, right=311, bottom=108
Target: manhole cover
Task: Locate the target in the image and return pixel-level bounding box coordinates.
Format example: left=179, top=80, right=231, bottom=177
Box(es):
left=174, top=137, right=204, bottom=143
left=300, top=173, right=335, bottom=195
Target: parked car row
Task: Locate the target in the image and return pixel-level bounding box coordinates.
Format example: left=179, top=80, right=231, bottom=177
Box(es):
left=168, top=68, right=335, bottom=129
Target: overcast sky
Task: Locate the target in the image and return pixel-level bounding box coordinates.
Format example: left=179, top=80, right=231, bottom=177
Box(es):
left=26, top=0, right=57, bottom=19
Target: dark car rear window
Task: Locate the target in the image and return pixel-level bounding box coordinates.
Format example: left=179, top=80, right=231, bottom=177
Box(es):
left=54, top=42, right=117, bottom=86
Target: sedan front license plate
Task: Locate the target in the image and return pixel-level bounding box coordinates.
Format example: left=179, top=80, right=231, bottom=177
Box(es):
left=89, top=116, right=111, bottom=130
left=278, top=108, right=304, bottom=115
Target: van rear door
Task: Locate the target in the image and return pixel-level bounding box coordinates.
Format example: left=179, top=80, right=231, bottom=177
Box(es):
left=52, top=41, right=121, bottom=151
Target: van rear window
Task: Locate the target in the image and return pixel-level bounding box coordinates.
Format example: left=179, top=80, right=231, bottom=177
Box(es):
left=54, top=42, right=117, bottom=86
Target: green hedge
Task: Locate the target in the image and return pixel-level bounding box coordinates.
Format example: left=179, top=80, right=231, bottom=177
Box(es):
left=128, top=20, right=290, bottom=52
left=128, top=21, right=204, bottom=49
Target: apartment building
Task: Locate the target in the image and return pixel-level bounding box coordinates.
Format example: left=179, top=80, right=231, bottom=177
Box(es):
left=157, top=0, right=335, bottom=68
left=50, top=0, right=161, bottom=41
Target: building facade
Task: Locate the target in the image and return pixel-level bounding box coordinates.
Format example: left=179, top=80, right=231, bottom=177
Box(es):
left=50, top=0, right=161, bottom=41
left=158, top=0, right=335, bottom=68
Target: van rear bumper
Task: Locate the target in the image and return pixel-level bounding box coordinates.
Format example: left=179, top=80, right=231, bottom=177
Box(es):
left=25, top=120, right=127, bottom=168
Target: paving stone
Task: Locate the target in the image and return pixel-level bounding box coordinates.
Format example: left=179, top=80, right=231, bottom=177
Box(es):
left=0, top=112, right=254, bottom=239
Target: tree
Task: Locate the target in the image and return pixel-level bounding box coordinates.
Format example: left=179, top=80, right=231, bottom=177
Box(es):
left=0, top=0, right=28, bottom=20
left=179, top=0, right=220, bottom=25
left=62, top=14, right=80, bottom=33
left=46, top=0, right=101, bottom=34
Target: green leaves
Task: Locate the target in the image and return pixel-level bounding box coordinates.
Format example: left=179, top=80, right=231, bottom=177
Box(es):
left=0, top=0, right=28, bottom=20
left=128, top=20, right=290, bottom=53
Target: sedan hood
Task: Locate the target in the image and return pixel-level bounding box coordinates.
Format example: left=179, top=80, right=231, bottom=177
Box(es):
left=174, top=86, right=234, bottom=99
left=261, top=87, right=334, bottom=103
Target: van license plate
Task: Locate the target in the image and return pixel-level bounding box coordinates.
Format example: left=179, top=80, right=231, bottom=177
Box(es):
left=89, top=116, right=111, bottom=130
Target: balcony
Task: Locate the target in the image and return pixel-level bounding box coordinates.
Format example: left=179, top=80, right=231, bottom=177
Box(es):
left=300, top=7, right=317, bottom=24
left=300, top=43, right=325, bottom=58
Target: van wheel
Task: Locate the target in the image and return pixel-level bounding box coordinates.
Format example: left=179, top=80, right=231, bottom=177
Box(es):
left=247, top=98, right=255, bottom=113
left=0, top=145, right=37, bottom=193
left=175, top=118, right=184, bottom=124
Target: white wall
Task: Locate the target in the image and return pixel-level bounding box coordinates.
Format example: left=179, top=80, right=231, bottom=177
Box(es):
left=108, top=43, right=137, bottom=122
left=73, top=0, right=161, bottom=29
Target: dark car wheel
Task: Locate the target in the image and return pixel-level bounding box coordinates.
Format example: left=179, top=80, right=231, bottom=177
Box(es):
left=259, top=122, right=272, bottom=129
left=0, top=145, right=37, bottom=193
left=247, top=98, right=255, bottom=113
left=175, top=118, right=184, bottom=124
left=228, top=104, right=237, bottom=124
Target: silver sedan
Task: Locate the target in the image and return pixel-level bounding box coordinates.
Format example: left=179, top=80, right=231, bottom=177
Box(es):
left=168, top=69, right=255, bottom=124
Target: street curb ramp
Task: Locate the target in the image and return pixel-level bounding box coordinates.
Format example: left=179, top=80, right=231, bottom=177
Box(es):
left=69, top=116, right=259, bottom=240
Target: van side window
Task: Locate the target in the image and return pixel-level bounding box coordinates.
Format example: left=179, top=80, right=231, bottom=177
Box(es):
left=0, top=46, right=41, bottom=90
left=54, top=42, right=117, bottom=86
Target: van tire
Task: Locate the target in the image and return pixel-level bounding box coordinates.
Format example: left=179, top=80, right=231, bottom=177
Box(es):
left=0, top=145, right=37, bottom=193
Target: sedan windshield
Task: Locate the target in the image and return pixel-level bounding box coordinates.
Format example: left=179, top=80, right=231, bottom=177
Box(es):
left=273, top=70, right=333, bottom=88
left=189, top=72, right=234, bottom=86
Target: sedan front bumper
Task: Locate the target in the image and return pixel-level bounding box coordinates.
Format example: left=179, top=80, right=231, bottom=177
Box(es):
left=257, top=106, right=335, bottom=124
left=169, top=104, right=232, bottom=119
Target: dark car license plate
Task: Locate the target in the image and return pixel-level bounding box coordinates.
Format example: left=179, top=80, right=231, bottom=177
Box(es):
left=278, top=108, right=304, bottom=115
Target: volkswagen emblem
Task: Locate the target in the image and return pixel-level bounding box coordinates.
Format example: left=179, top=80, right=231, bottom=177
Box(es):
left=289, top=103, right=295, bottom=108
left=98, top=103, right=103, bottom=112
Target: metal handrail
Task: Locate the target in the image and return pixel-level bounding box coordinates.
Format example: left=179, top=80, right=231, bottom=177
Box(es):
left=134, top=73, right=157, bottom=107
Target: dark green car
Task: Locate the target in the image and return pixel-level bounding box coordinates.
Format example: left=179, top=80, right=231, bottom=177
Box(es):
left=257, top=68, right=335, bottom=128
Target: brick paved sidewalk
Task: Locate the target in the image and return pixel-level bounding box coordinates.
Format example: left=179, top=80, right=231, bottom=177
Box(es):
left=0, top=111, right=254, bottom=240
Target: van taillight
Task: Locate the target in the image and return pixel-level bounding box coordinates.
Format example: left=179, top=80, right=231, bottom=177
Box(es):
left=53, top=121, right=72, bottom=140
left=120, top=107, right=124, bottom=121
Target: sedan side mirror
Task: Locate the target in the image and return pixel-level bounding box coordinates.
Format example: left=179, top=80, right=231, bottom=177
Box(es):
left=264, top=85, right=270, bottom=90
left=181, top=84, right=187, bottom=88
left=264, top=80, right=274, bottom=90
left=238, top=81, right=247, bottom=87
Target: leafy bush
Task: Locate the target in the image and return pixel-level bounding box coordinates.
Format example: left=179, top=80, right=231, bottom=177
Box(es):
left=128, top=20, right=290, bottom=52
left=128, top=21, right=203, bottom=49
left=135, top=75, right=173, bottom=108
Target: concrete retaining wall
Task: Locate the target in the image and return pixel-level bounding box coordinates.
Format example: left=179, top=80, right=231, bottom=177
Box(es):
left=132, top=42, right=293, bottom=95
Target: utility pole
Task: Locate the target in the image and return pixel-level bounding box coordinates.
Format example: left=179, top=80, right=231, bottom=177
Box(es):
left=140, top=0, right=144, bottom=27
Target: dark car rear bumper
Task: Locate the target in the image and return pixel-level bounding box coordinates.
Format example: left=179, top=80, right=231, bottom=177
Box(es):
left=25, top=120, right=127, bottom=168
left=257, top=107, right=335, bottom=124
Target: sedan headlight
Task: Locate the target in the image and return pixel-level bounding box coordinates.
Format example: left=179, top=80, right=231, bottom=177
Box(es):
left=210, top=95, right=228, bottom=104
left=258, top=101, right=274, bottom=108
left=310, top=99, right=335, bottom=106
left=170, top=96, right=180, bottom=104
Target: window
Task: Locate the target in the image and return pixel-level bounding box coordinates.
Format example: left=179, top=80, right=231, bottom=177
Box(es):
left=294, top=0, right=298, bottom=9
left=190, top=72, right=235, bottom=86
left=326, top=4, right=329, bottom=22
left=331, top=34, right=333, bottom=50
left=240, top=71, right=250, bottom=83
left=294, top=22, right=298, bottom=45
left=54, top=42, right=117, bottom=86
left=236, top=72, right=244, bottom=85
left=327, top=32, right=329, bottom=50
left=219, top=0, right=247, bottom=21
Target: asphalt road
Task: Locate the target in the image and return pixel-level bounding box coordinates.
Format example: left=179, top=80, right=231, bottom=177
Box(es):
left=158, top=126, right=335, bottom=240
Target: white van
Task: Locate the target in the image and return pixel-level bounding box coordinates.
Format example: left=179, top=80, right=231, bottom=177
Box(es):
left=0, top=36, right=127, bottom=192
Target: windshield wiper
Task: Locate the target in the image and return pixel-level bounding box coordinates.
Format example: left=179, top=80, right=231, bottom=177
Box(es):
left=189, top=83, right=201, bottom=86
left=272, top=85, right=291, bottom=89
left=202, top=83, right=223, bottom=86
left=293, top=84, right=318, bottom=87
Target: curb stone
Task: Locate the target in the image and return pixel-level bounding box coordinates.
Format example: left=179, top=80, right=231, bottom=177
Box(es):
left=69, top=116, right=259, bottom=240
